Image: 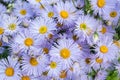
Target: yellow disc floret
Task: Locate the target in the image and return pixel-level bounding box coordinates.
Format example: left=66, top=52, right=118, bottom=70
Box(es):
left=21, top=76, right=30, bottom=80
left=39, top=26, right=48, bottom=34
left=101, top=27, right=107, bottom=34
left=110, top=11, right=117, bottom=18
left=5, top=67, right=14, bottom=76
left=60, top=10, right=69, bottom=19
left=48, top=12, right=54, bottom=18
left=30, top=57, right=38, bottom=66
left=60, top=48, right=71, bottom=59
left=100, top=45, right=108, bottom=54
left=80, top=23, right=87, bottom=30
left=96, top=57, right=103, bottom=64
left=24, top=38, right=34, bottom=47
left=0, top=27, right=4, bottom=35
left=20, top=9, right=27, bottom=15
left=8, top=23, right=16, bottom=30
left=97, top=0, right=106, bottom=8
left=50, top=62, right=57, bottom=69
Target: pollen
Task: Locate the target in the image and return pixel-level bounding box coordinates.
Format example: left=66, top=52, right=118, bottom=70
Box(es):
left=0, top=27, right=4, bottom=35
left=60, top=10, right=69, bottom=19
left=20, top=9, right=27, bottom=15
left=24, top=38, right=34, bottom=47
left=43, top=48, right=49, bottom=54
left=8, top=23, right=16, bottom=31
left=5, top=67, right=14, bottom=76
left=39, top=26, right=48, bottom=34
left=50, top=62, right=57, bottom=69
left=30, top=57, right=38, bottom=66
left=110, top=11, right=117, bottom=18
left=100, top=27, right=107, bottom=34
left=48, top=12, right=54, bottom=18
left=60, top=48, right=71, bottom=59
left=59, top=70, right=67, bottom=78
left=97, top=0, right=106, bottom=8
left=80, top=23, right=87, bottom=30
left=100, top=45, right=108, bottom=54
left=21, top=76, right=30, bottom=80
left=96, top=57, right=103, bottom=64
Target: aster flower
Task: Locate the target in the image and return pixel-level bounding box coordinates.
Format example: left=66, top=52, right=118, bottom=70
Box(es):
left=91, top=0, right=116, bottom=16
left=95, top=36, right=119, bottom=62
left=0, top=56, right=21, bottom=80
left=13, top=2, right=33, bottom=19
left=21, top=53, right=48, bottom=77
left=2, top=15, right=21, bottom=36
left=55, top=1, right=79, bottom=26
left=29, top=17, right=56, bottom=38
left=75, top=15, right=98, bottom=42
left=49, top=38, right=81, bottom=70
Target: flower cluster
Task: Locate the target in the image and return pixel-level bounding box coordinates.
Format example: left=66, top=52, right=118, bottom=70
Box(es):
left=0, top=0, right=120, bottom=80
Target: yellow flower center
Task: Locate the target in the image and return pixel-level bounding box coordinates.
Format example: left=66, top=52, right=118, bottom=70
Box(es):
left=48, top=12, right=54, bottom=18
left=5, top=67, right=14, bottom=77
left=36, top=0, right=41, bottom=2
left=60, top=48, right=71, bottom=59
left=50, top=62, right=57, bottom=69
left=97, top=0, right=106, bottom=8
left=59, top=70, right=67, bottom=78
left=60, top=10, right=69, bottom=19
left=8, top=23, right=16, bottom=30
left=48, top=34, right=53, bottom=39
left=30, top=57, right=38, bottom=66
left=43, top=48, right=49, bottom=54
left=24, top=38, right=34, bottom=47
left=100, top=45, right=108, bottom=54
left=80, top=23, right=87, bottom=30
left=101, top=27, right=107, bottom=34
left=85, top=58, right=91, bottom=64
left=20, top=9, right=27, bottom=15
left=39, top=26, right=48, bottom=34
left=21, top=76, right=30, bottom=80
left=96, top=57, right=103, bottom=64
left=110, top=11, right=117, bottom=18
left=0, top=27, right=4, bottom=35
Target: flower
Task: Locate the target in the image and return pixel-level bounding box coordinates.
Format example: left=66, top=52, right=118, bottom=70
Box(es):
left=0, top=56, right=21, bottom=80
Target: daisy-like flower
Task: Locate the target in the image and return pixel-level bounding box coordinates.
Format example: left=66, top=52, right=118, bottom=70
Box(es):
left=41, top=6, right=57, bottom=19
left=29, top=17, right=56, bottom=38
left=97, top=25, right=115, bottom=39
left=103, top=7, right=120, bottom=25
left=0, top=56, right=21, bottom=80
left=95, top=36, right=119, bottom=62
left=21, top=53, right=48, bottom=77
left=46, top=59, right=62, bottom=78
left=55, top=1, right=78, bottom=26
left=49, top=38, right=81, bottom=70
left=13, top=2, right=33, bottom=19
left=90, top=0, right=116, bottom=16
left=75, top=15, right=98, bottom=42
left=46, top=0, right=60, bottom=5
left=2, top=15, right=21, bottom=36
left=13, top=30, right=38, bottom=52
left=91, top=55, right=111, bottom=70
